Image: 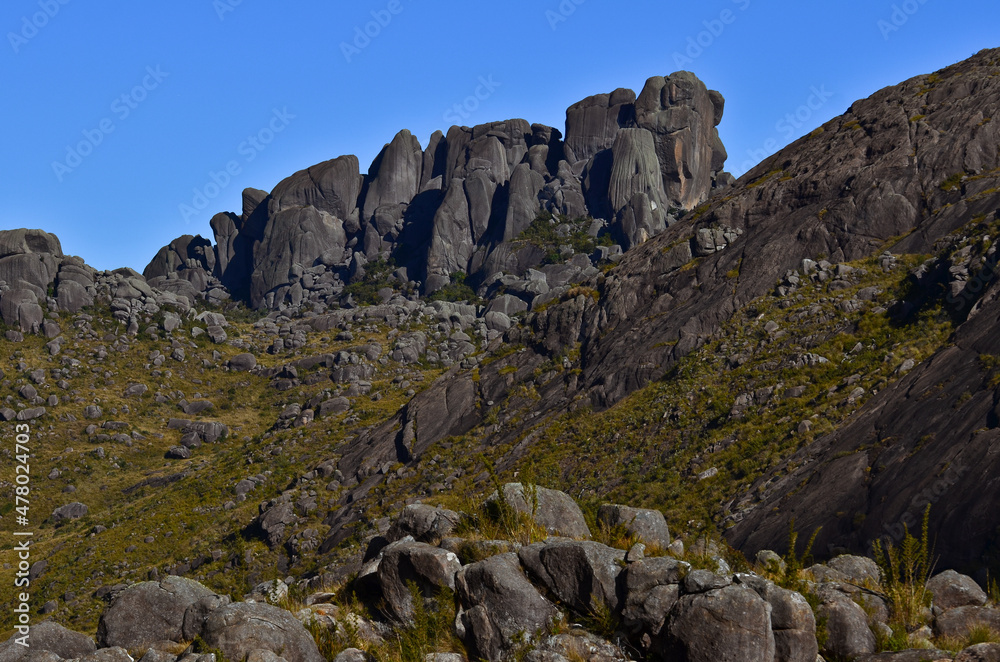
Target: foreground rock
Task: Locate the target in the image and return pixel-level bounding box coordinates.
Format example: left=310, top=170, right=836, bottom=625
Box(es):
left=201, top=602, right=325, bottom=662
left=456, top=553, right=557, bottom=661
left=96, top=576, right=225, bottom=648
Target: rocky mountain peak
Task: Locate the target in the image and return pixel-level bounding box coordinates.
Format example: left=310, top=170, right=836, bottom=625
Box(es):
left=140, top=72, right=730, bottom=311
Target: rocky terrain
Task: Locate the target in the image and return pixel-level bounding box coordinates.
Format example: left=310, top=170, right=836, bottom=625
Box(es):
left=2, top=48, right=1000, bottom=660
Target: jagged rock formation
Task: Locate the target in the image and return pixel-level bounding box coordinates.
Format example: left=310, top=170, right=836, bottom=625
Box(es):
left=145, top=72, right=731, bottom=310
left=0, top=229, right=193, bottom=334
left=310, top=48, right=1000, bottom=570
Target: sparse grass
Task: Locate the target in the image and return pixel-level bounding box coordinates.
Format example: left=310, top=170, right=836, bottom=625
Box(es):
left=936, top=623, right=1000, bottom=654
left=399, top=250, right=955, bottom=548
left=365, top=584, right=464, bottom=662
left=515, top=211, right=608, bottom=265
left=940, top=171, right=966, bottom=192
left=0, top=296, right=450, bottom=634
left=747, top=168, right=785, bottom=189
left=428, top=271, right=480, bottom=304
left=592, top=520, right=642, bottom=551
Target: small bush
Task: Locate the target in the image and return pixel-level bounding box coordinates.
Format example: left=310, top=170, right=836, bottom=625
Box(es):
left=872, top=505, right=934, bottom=631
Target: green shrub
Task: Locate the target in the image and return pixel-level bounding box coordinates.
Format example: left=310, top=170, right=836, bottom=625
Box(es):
left=872, top=505, right=933, bottom=631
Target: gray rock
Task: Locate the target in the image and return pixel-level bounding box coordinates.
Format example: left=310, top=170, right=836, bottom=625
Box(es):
left=245, top=651, right=288, bottom=662
left=456, top=553, right=556, bottom=662
left=826, top=554, right=881, bottom=584
left=332, top=650, right=367, bottom=662
left=201, top=602, right=324, bottom=662
left=386, top=504, right=461, bottom=544
left=0, top=620, right=95, bottom=662
left=597, top=504, right=670, bottom=548
left=124, top=383, right=148, bottom=397
left=635, top=72, right=726, bottom=210
left=621, top=557, right=687, bottom=636
left=96, top=576, right=222, bottom=648
left=521, top=540, right=625, bottom=613
left=376, top=540, right=462, bottom=621
left=16, top=408, right=45, bottom=421
left=318, top=397, right=351, bottom=417
left=166, top=446, right=191, bottom=460
left=928, top=569, right=988, bottom=610
left=492, top=483, right=590, bottom=539
left=757, top=583, right=818, bottom=662
left=955, top=643, right=1000, bottom=661
left=608, top=128, right=669, bottom=249
left=682, top=569, right=732, bottom=594
left=524, top=633, right=629, bottom=662
left=934, top=606, right=1000, bottom=639
left=138, top=650, right=179, bottom=662
left=78, top=648, right=134, bottom=662
left=51, top=502, right=88, bottom=521
left=565, top=87, right=636, bottom=163
left=253, top=501, right=297, bottom=549
left=661, top=584, right=774, bottom=662
left=227, top=353, right=257, bottom=372
left=818, top=590, right=876, bottom=659
left=250, top=206, right=347, bottom=309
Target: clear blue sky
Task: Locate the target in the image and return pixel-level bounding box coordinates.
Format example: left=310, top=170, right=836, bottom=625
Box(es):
left=1, top=0, right=997, bottom=271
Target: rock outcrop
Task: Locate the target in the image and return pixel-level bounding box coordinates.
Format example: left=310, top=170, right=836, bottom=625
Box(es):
left=10, top=493, right=998, bottom=662
left=145, top=72, right=731, bottom=309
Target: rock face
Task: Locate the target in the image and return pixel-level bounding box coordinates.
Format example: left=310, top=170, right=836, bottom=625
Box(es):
left=146, top=72, right=730, bottom=308
left=928, top=570, right=988, bottom=609
left=96, top=576, right=225, bottom=648
left=712, top=49, right=1000, bottom=570
left=456, top=553, right=557, bottom=662
left=634, top=72, right=727, bottom=210
left=565, top=88, right=637, bottom=163
left=661, top=584, right=775, bottom=662
left=375, top=540, right=462, bottom=621
left=0, top=621, right=95, bottom=661
left=493, top=483, right=591, bottom=538
left=200, top=602, right=325, bottom=662
left=597, top=504, right=670, bottom=548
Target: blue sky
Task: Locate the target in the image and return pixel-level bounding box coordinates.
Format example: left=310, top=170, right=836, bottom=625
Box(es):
left=1, top=0, right=997, bottom=271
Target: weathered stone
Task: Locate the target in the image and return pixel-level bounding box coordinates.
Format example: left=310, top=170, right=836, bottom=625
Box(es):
left=375, top=540, right=462, bottom=621
left=201, top=602, right=325, bottom=662
left=51, top=502, right=88, bottom=521
left=928, top=569, right=988, bottom=610
left=597, top=504, right=670, bottom=548
left=386, top=504, right=461, bottom=544
left=456, top=553, right=556, bottom=662
left=660, top=584, right=775, bottom=662
left=520, top=540, right=625, bottom=613
left=491, top=483, right=590, bottom=539
left=0, top=621, right=95, bottom=662
left=96, top=576, right=222, bottom=648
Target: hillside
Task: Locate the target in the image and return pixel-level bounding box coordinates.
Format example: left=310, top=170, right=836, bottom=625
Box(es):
left=1, top=48, right=1000, bottom=661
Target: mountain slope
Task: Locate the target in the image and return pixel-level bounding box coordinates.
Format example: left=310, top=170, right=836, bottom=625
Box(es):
left=316, top=47, right=1000, bottom=567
